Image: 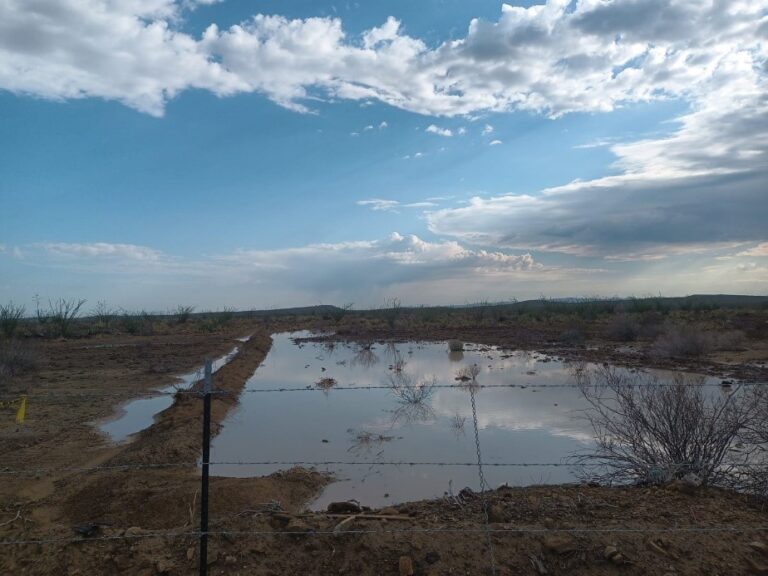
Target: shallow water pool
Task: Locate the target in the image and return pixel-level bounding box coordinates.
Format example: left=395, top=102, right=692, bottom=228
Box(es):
left=210, top=332, right=608, bottom=509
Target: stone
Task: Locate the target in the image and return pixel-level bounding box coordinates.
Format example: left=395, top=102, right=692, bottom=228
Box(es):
left=399, top=555, right=414, bottom=576
left=604, top=545, right=619, bottom=560
left=747, top=557, right=768, bottom=575
left=225, top=555, right=237, bottom=565
left=327, top=501, right=362, bottom=514
left=542, top=534, right=577, bottom=555
left=286, top=518, right=312, bottom=535
left=488, top=504, right=508, bottom=523
left=270, top=512, right=293, bottom=528
left=750, top=541, right=768, bottom=555
left=155, top=559, right=174, bottom=574
left=186, top=547, right=195, bottom=562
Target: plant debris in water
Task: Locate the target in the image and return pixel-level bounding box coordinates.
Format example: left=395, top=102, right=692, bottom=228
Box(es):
left=316, top=377, right=337, bottom=390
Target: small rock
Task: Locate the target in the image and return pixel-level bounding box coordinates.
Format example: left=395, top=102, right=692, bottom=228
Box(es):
left=604, top=545, right=619, bottom=560
left=488, top=504, right=508, bottom=523
left=224, top=555, right=237, bottom=565
left=206, top=551, right=219, bottom=566
left=327, top=501, right=362, bottom=514
left=750, top=541, right=768, bottom=555
left=286, top=518, right=312, bottom=535
left=125, top=526, right=143, bottom=537
left=747, top=557, right=768, bottom=575
left=270, top=512, right=293, bottom=528
left=399, top=555, right=414, bottom=576
left=542, top=534, right=577, bottom=555
left=155, top=559, right=174, bottom=574
left=186, top=547, right=195, bottom=561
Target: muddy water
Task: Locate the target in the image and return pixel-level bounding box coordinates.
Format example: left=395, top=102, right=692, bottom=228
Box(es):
left=99, top=343, right=244, bottom=442
left=210, top=333, right=610, bottom=509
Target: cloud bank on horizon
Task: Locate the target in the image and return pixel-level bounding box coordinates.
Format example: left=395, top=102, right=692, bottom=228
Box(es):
left=0, top=0, right=766, bottom=308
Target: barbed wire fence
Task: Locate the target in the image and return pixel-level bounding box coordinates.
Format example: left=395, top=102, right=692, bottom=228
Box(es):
left=1, top=356, right=767, bottom=576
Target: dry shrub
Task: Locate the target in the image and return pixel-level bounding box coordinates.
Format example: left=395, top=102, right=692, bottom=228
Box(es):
left=713, top=330, right=746, bottom=351
left=559, top=327, right=585, bottom=345
left=605, top=313, right=638, bottom=342
left=455, top=364, right=481, bottom=382
left=448, top=339, right=464, bottom=352
left=735, top=387, right=768, bottom=500
left=572, top=366, right=759, bottom=486
left=0, top=339, right=42, bottom=379
left=651, top=324, right=713, bottom=358
left=0, top=302, right=26, bottom=338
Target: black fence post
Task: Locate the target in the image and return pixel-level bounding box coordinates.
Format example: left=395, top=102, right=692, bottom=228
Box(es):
left=199, top=359, right=212, bottom=576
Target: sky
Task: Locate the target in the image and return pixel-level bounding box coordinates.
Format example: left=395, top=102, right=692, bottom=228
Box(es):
left=0, top=0, right=766, bottom=312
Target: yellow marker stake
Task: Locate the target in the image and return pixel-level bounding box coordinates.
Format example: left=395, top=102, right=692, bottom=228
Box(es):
left=15, top=395, right=26, bottom=424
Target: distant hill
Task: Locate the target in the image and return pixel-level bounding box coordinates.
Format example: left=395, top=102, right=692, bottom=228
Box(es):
left=243, top=295, right=768, bottom=316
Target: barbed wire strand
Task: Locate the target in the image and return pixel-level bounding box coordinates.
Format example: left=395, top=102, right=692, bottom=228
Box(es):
left=3, top=524, right=768, bottom=547
left=6, top=459, right=761, bottom=477
left=1, top=379, right=762, bottom=403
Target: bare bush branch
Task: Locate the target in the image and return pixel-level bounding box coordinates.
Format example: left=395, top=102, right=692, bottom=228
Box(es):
left=0, top=302, right=25, bottom=338
left=571, top=366, right=759, bottom=486
left=47, top=298, right=86, bottom=338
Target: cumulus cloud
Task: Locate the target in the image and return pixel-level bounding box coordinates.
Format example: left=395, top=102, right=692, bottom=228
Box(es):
left=489, top=139, right=502, bottom=146
left=1, top=1, right=765, bottom=118
left=428, top=75, right=768, bottom=260
left=219, top=233, right=545, bottom=295
left=2, top=234, right=555, bottom=306
left=426, top=124, right=453, bottom=137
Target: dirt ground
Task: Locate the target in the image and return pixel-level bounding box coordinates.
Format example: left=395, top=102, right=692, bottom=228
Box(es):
left=1, top=316, right=768, bottom=575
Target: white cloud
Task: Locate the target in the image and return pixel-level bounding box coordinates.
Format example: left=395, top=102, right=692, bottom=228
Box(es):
left=737, top=243, right=768, bottom=257
left=379, top=121, right=388, bottom=129
left=428, top=79, right=768, bottom=260
left=457, top=127, right=466, bottom=135
left=1, top=1, right=765, bottom=119
left=489, top=139, right=502, bottom=146
left=356, top=199, right=399, bottom=212
left=37, top=242, right=163, bottom=261
left=357, top=199, right=439, bottom=212
left=426, top=124, right=453, bottom=137
left=363, top=124, right=374, bottom=131
left=482, top=124, right=494, bottom=135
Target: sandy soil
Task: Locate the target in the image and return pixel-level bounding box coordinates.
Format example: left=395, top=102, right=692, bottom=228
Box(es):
left=2, top=319, right=768, bottom=575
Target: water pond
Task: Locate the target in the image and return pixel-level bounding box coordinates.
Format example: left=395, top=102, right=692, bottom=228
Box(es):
left=211, top=332, right=609, bottom=509
left=99, top=340, right=246, bottom=442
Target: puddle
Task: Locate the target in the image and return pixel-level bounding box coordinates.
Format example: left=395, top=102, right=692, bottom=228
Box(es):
left=212, top=333, right=627, bottom=509
left=99, top=343, right=244, bottom=443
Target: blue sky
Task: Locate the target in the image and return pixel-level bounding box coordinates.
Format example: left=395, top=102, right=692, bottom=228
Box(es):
left=0, top=0, right=766, bottom=311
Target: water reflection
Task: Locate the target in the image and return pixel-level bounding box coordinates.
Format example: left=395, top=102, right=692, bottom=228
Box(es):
left=99, top=343, right=243, bottom=443
left=211, top=332, right=619, bottom=508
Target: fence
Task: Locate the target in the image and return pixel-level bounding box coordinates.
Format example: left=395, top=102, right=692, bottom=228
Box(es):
left=1, top=360, right=767, bottom=576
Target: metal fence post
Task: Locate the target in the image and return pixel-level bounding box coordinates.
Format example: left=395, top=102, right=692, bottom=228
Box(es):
left=199, top=359, right=212, bottom=576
